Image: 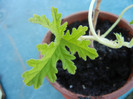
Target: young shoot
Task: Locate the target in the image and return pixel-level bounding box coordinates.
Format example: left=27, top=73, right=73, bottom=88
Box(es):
left=79, top=0, right=133, bottom=48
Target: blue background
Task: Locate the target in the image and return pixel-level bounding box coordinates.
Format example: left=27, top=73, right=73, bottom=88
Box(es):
left=0, top=0, right=133, bottom=99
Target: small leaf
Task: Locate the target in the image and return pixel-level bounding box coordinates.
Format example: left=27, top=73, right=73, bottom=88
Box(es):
left=129, top=38, right=133, bottom=47
left=130, top=20, right=133, bottom=24
left=114, top=33, right=124, bottom=47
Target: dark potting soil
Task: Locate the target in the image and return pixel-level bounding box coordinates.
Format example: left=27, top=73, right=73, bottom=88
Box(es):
left=51, top=19, right=132, bottom=96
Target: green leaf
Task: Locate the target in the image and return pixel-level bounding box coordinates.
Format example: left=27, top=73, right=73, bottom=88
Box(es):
left=56, top=43, right=76, bottom=74
left=29, top=14, right=51, bottom=29
left=23, top=42, right=58, bottom=89
left=114, top=33, right=124, bottom=43
left=36, top=43, right=48, bottom=55
left=63, top=25, right=98, bottom=60
left=130, top=20, right=133, bottom=24
left=114, top=33, right=124, bottom=47
left=29, top=7, right=67, bottom=37
left=129, top=38, right=133, bottom=47
left=23, top=41, right=76, bottom=89
left=113, top=33, right=133, bottom=48
left=23, top=7, right=98, bottom=89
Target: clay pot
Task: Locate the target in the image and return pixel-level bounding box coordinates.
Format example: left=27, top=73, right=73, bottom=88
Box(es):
left=40, top=11, right=133, bottom=99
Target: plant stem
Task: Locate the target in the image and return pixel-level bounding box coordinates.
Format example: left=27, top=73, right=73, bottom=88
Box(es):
left=88, top=0, right=100, bottom=40
left=92, top=0, right=102, bottom=30
left=89, top=0, right=102, bottom=47
left=79, top=0, right=133, bottom=49
left=79, top=35, right=96, bottom=40
left=101, top=4, right=133, bottom=38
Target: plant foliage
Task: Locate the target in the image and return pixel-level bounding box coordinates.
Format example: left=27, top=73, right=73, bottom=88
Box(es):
left=130, top=20, right=133, bottom=24
left=22, top=7, right=98, bottom=89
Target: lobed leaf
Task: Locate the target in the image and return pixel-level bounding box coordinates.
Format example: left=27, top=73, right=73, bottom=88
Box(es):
left=23, top=7, right=98, bottom=89
left=57, top=44, right=76, bottom=74
left=63, top=25, right=98, bottom=60
left=29, top=7, right=67, bottom=37
left=29, top=14, right=51, bottom=29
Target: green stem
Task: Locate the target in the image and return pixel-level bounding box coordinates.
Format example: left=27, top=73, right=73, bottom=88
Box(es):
left=79, top=0, right=133, bottom=49
left=79, top=35, right=96, bottom=40
left=88, top=0, right=99, bottom=40
left=101, top=4, right=133, bottom=38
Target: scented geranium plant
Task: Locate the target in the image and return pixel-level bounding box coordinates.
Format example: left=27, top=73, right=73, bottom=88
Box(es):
left=22, top=0, right=133, bottom=89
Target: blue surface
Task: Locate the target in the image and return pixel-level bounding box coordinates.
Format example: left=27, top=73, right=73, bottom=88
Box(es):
left=0, top=0, right=133, bottom=99
left=118, top=88, right=133, bottom=99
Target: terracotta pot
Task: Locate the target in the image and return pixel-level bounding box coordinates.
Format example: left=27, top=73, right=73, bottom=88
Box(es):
left=40, top=11, right=133, bottom=99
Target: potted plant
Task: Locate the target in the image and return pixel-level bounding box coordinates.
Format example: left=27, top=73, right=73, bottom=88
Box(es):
left=22, top=0, right=133, bottom=98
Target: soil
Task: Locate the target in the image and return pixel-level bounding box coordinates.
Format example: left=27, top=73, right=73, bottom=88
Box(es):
left=51, top=19, right=132, bottom=96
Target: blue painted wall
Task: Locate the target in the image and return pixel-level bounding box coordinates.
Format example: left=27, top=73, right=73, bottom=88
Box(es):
left=0, top=0, right=133, bottom=99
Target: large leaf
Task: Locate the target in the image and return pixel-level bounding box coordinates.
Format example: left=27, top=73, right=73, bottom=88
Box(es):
left=22, top=7, right=98, bottom=89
